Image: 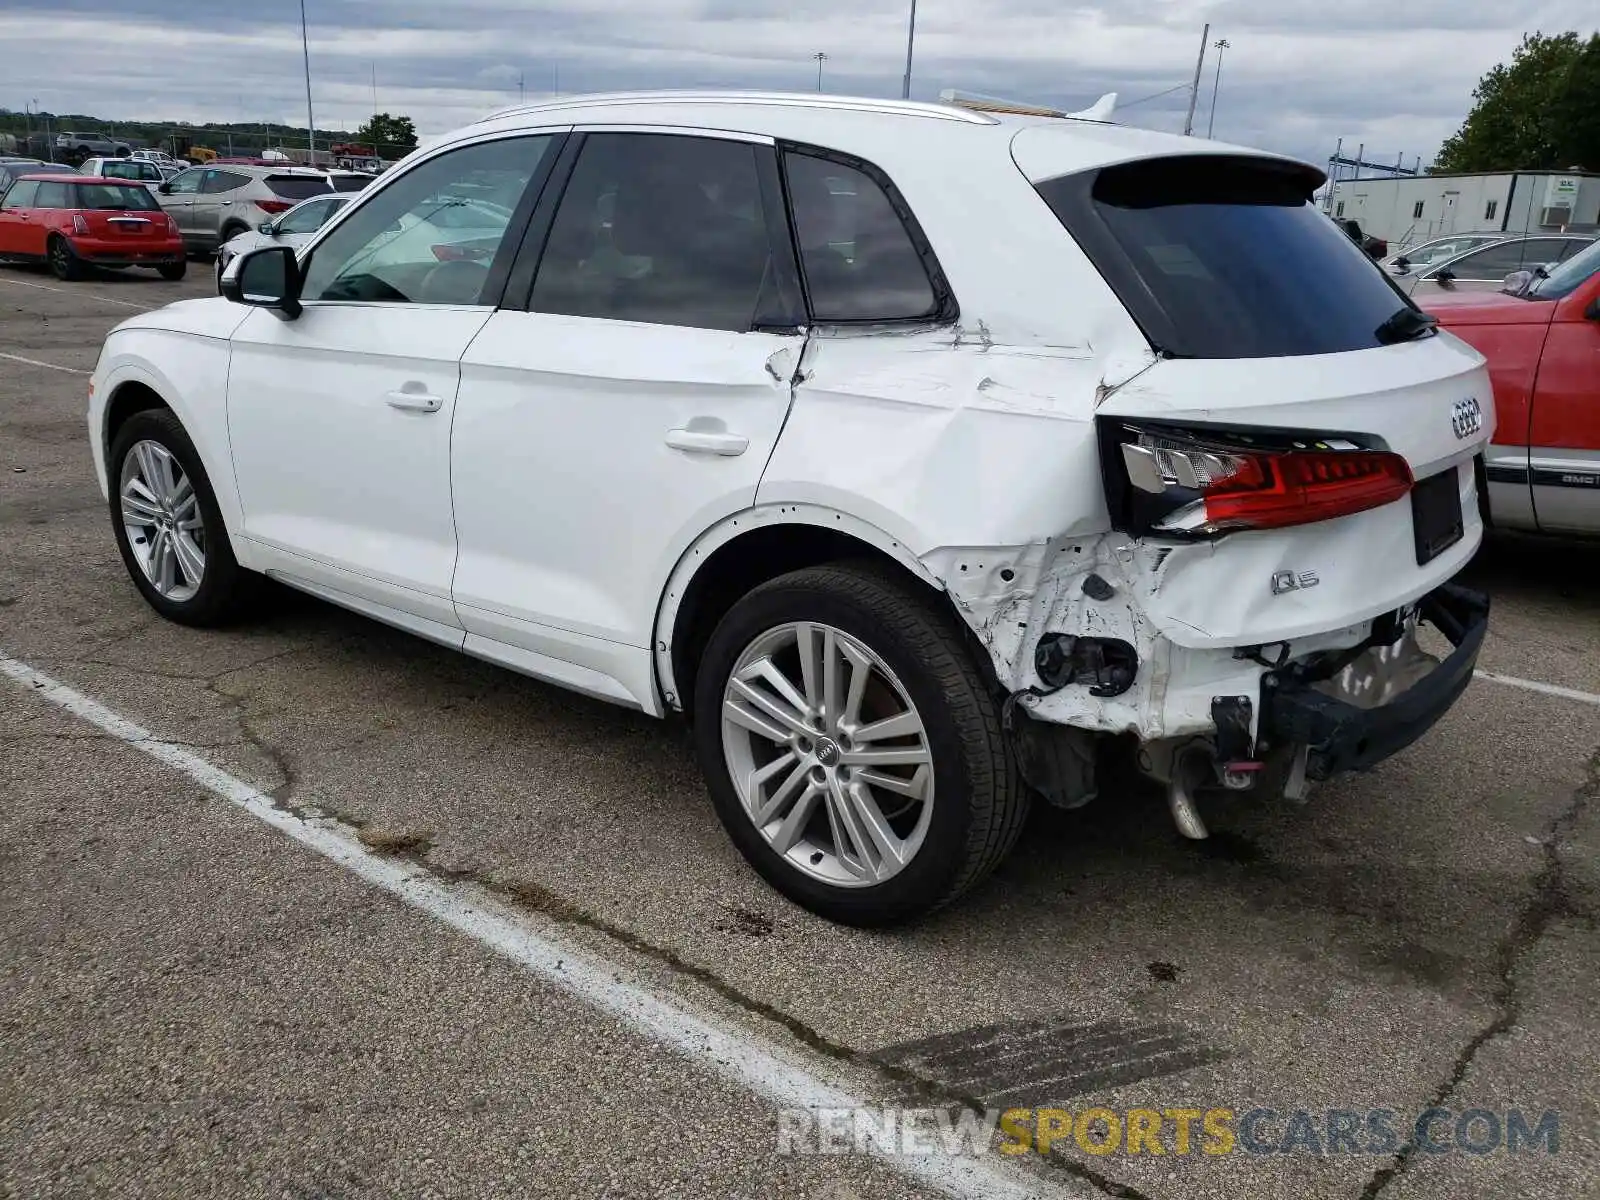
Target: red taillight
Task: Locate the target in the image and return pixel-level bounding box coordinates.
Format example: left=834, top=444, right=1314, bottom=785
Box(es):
left=256, top=199, right=294, bottom=215
left=1120, top=429, right=1413, bottom=534
left=72, top=213, right=89, bottom=235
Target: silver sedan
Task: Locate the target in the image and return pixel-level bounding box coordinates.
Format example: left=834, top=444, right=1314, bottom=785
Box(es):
left=214, top=193, right=350, bottom=291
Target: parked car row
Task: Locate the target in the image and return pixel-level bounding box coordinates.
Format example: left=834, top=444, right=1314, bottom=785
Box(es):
left=0, top=157, right=381, bottom=283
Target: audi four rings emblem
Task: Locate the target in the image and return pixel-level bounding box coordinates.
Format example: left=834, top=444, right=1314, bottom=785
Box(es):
left=1452, top=397, right=1483, bottom=440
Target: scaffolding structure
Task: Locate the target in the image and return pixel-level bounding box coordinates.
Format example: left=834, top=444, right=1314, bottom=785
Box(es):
left=1321, top=138, right=1424, bottom=212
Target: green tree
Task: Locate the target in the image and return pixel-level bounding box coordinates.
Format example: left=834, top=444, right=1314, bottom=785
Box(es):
left=352, top=112, right=417, bottom=158
left=1547, top=32, right=1600, bottom=170
left=1434, top=31, right=1600, bottom=172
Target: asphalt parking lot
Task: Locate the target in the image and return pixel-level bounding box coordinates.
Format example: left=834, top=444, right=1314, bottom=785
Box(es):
left=1, top=263, right=1597, bottom=1200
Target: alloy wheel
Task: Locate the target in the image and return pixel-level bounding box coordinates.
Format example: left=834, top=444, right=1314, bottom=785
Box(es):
left=119, top=439, right=205, bottom=602
left=720, top=621, right=934, bottom=888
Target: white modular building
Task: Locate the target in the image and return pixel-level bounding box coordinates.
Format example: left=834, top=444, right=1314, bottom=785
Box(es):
left=1326, top=170, right=1600, bottom=249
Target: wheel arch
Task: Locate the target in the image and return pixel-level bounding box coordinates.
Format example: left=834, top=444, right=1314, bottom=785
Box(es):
left=655, top=504, right=958, bottom=719
left=96, top=350, right=249, bottom=559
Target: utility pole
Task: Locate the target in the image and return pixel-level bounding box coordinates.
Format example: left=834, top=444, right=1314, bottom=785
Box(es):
left=1325, top=136, right=1342, bottom=212
left=518, top=70, right=525, bottom=103
left=813, top=51, right=827, bottom=92
left=1182, top=23, right=1209, bottom=135
left=901, top=0, right=918, bottom=99
left=372, top=62, right=380, bottom=153
left=299, top=0, right=317, bottom=162
left=1206, top=38, right=1229, bottom=138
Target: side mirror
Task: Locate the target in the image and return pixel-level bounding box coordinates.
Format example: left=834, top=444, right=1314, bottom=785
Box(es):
left=257, top=220, right=275, bottom=234
left=1585, top=296, right=1600, bottom=321
left=1393, top=255, right=1411, bottom=271
left=157, top=181, right=172, bottom=194
left=221, top=244, right=303, bottom=318
left=1433, top=267, right=1455, bottom=284
left=1501, top=270, right=1533, bottom=295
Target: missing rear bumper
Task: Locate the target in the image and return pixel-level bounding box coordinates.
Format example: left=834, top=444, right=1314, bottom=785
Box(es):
left=1259, top=583, right=1489, bottom=780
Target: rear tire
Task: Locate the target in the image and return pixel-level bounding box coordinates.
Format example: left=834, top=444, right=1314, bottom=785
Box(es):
left=108, top=409, right=260, bottom=626
left=48, top=236, right=83, bottom=281
left=693, top=562, right=1028, bottom=926
left=157, top=261, right=187, bottom=281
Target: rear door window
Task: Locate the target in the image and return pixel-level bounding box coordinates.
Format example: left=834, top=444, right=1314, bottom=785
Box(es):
left=783, top=150, right=940, bottom=322
left=34, top=183, right=70, bottom=209
left=268, top=174, right=335, bottom=201
left=202, top=170, right=248, bottom=195
left=529, top=132, right=783, bottom=332
left=1035, top=155, right=1408, bottom=359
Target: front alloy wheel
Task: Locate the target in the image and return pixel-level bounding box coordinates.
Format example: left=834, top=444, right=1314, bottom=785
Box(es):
left=119, top=439, right=205, bottom=602
left=107, top=407, right=259, bottom=626
left=722, top=621, right=933, bottom=888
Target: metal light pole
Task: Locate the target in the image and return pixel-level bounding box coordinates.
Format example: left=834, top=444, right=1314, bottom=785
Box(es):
left=813, top=51, right=827, bottom=92
left=901, top=0, right=918, bottom=99
left=1206, top=38, right=1229, bottom=138
left=299, top=0, right=317, bottom=162
left=1182, top=22, right=1209, bottom=135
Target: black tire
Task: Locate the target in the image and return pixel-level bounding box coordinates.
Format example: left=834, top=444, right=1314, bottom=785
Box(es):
left=157, top=261, right=187, bottom=281
left=693, top=561, right=1028, bottom=926
left=107, top=408, right=260, bottom=626
left=48, top=236, right=82, bottom=281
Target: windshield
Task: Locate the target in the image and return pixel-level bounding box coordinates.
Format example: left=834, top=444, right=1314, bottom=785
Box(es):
left=72, top=183, right=161, bottom=211
left=1036, top=155, right=1408, bottom=359
left=1526, top=239, right=1600, bottom=300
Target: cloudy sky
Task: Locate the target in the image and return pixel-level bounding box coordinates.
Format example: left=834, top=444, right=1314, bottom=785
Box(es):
left=2, top=0, right=1594, bottom=166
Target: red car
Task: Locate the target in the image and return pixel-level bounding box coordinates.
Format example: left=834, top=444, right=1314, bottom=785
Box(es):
left=1423, top=238, right=1600, bottom=537
left=0, top=173, right=187, bottom=281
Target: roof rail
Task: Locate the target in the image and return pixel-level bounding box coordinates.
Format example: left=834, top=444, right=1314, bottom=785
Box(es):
left=939, top=89, right=1118, bottom=123
left=476, top=90, right=999, bottom=126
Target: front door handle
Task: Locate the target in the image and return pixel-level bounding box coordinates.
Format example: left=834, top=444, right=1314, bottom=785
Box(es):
left=665, top=427, right=748, bottom=456
left=385, top=389, right=443, bottom=413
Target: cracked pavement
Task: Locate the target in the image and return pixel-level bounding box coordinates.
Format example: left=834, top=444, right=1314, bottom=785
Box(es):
left=2, top=267, right=1598, bottom=1199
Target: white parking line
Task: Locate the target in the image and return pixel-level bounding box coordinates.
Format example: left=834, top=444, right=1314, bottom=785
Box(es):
left=0, top=652, right=1064, bottom=1200
left=1474, top=669, right=1600, bottom=708
left=0, top=351, right=89, bottom=376
left=0, top=275, right=148, bottom=310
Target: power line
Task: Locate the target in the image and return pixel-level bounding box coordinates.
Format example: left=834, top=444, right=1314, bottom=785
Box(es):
left=1119, top=82, right=1191, bottom=109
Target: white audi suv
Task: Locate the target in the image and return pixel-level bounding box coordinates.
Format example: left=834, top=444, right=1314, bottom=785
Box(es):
left=89, top=91, right=1494, bottom=924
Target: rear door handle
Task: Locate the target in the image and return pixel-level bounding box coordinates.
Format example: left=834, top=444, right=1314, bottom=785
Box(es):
left=385, top=390, right=444, bottom=412
left=665, top=428, right=748, bottom=456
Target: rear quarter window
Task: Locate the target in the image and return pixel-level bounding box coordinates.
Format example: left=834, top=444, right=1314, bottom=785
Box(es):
left=1035, top=155, right=1409, bottom=359
left=267, top=175, right=335, bottom=201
